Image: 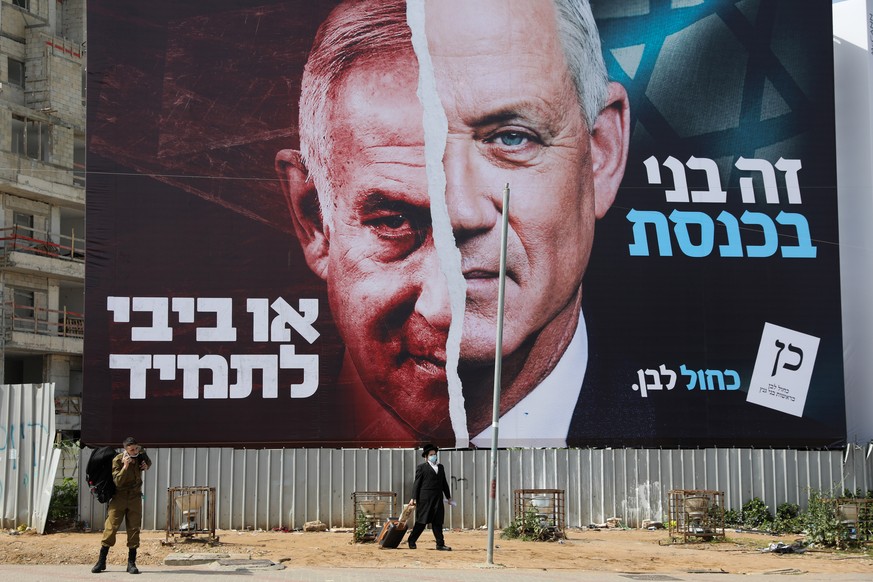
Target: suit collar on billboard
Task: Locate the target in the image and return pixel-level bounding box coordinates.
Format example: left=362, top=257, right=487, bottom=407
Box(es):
left=470, top=312, right=588, bottom=449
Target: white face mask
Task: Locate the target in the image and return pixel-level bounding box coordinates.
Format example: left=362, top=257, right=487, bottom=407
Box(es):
left=428, top=454, right=438, bottom=464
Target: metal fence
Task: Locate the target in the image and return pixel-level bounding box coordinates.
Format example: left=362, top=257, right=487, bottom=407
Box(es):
left=78, top=445, right=873, bottom=532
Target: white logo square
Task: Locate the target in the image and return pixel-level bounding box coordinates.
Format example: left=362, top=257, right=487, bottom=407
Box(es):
left=746, top=323, right=820, bottom=417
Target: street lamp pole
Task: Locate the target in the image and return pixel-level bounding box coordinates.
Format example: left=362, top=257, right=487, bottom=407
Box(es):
left=486, top=183, right=510, bottom=565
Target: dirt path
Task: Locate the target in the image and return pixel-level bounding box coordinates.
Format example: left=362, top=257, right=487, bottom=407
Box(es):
left=2, top=527, right=871, bottom=574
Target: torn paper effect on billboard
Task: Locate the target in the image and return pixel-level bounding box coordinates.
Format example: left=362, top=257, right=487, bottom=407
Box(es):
left=84, top=0, right=846, bottom=448
left=407, top=0, right=469, bottom=449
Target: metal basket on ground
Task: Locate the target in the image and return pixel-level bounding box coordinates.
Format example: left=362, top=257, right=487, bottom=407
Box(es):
left=667, top=489, right=725, bottom=543
left=512, top=489, right=566, bottom=540
left=351, top=491, right=397, bottom=543
left=835, top=497, right=873, bottom=542
left=163, top=486, right=219, bottom=545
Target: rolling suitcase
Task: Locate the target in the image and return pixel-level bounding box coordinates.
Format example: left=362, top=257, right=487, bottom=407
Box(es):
left=377, top=502, right=414, bottom=549
left=377, top=520, right=407, bottom=548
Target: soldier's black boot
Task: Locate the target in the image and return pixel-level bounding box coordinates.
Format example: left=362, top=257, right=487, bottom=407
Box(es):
left=126, top=548, right=140, bottom=574
left=91, top=546, right=109, bottom=573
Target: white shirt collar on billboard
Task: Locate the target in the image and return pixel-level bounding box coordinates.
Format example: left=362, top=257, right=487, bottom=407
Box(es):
left=470, top=313, right=588, bottom=449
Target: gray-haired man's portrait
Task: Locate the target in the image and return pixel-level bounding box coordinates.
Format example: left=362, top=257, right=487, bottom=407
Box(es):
left=276, top=0, right=629, bottom=447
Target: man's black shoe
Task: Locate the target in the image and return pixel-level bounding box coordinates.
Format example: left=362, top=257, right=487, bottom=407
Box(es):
left=436, top=545, right=452, bottom=551
left=407, top=542, right=417, bottom=549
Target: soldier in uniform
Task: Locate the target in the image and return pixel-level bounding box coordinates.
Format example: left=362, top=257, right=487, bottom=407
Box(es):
left=407, top=444, right=454, bottom=550
left=91, top=437, right=151, bottom=574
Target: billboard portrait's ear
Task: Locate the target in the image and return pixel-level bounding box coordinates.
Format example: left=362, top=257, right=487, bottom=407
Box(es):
left=590, top=82, right=630, bottom=219
left=275, top=149, right=330, bottom=280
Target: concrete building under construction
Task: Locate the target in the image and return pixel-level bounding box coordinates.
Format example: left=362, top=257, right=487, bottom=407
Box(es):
left=0, top=0, right=85, bottom=443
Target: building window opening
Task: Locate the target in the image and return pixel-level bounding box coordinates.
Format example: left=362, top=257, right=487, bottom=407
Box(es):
left=10, top=288, right=49, bottom=332
left=13, top=211, right=34, bottom=237
left=8, top=58, right=25, bottom=87
left=11, top=115, right=51, bottom=162
left=13, top=289, right=35, bottom=321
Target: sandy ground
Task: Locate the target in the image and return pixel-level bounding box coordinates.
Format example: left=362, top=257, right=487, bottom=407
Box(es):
left=1, top=524, right=871, bottom=575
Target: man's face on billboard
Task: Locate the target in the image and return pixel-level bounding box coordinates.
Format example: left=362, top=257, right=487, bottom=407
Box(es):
left=282, top=0, right=628, bottom=433
left=325, top=0, right=599, bottom=409
left=324, top=54, right=453, bottom=435
left=426, top=0, right=600, bottom=365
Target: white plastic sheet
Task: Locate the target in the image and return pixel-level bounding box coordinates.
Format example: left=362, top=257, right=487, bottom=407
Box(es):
left=0, top=383, right=58, bottom=531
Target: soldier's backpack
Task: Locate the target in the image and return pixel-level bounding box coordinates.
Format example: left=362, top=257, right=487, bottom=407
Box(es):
left=86, top=446, right=118, bottom=503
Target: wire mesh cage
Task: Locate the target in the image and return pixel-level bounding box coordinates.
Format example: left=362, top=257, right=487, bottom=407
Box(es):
left=163, top=486, right=218, bottom=545
left=667, top=489, right=725, bottom=543
left=351, top=491, right=397, bottom=543
left=513, top=489, right=566, bottom=540
left=835, top=498, right=873, bottom=542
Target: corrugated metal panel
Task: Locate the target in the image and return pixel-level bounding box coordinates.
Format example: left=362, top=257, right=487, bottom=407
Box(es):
left=79, top=447, right=873, bottom=532
left=0, top=383, right=58, bottom=530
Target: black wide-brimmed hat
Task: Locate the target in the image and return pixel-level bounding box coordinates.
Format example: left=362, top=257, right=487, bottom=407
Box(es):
left=420, top=443, right=439, bottom=458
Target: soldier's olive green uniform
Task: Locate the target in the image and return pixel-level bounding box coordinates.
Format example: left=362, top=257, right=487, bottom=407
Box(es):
left=101, top=453, right=150, bottom=548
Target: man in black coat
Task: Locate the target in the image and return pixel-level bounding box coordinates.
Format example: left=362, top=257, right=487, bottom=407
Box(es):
left=407, top=444, right=454, bottom=550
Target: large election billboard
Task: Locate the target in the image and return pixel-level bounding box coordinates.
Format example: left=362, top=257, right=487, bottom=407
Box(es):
left=84, top=0, right=845, bottom=448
